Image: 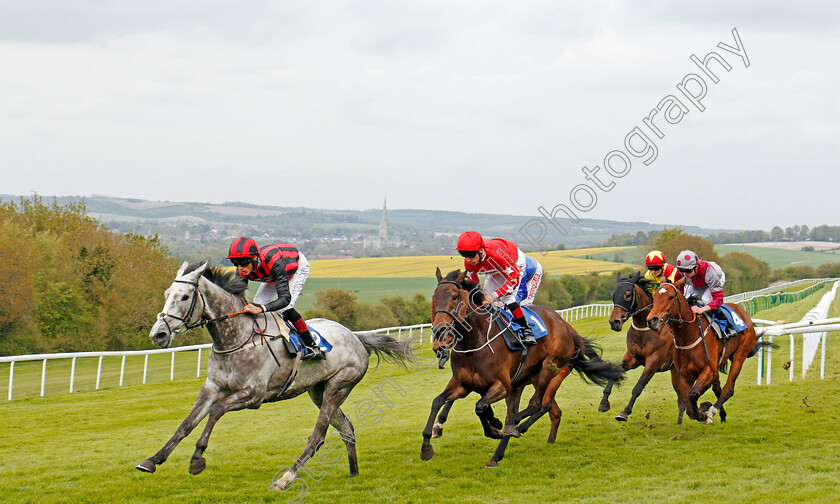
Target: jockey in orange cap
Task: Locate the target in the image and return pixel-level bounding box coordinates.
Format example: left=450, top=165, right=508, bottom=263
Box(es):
left=455, top=231, right=542, bottom=346
left=642, top=250, right=681, bottom=292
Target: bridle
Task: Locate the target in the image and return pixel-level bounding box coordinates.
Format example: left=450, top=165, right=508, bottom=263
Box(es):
left=613, top=280, right=652, bottom=324
left=432, top=280, right=493, bottom=352
left=157, top=277, right=241, bottom=335
left=656, top=283, right=697, bottom=326
left=655, top=283, right=711, bottom=355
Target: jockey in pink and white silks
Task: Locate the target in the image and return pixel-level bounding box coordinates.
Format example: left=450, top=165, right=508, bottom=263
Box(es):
left=674, top=249, right=726, bottom=315
left=456, top=231, right=543, bottom=346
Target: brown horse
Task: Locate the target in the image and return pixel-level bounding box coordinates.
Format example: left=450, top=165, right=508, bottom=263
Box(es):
left=599, top=272, right=686, bottom=423
left=421, top=269, right=624, bottom=467
left=647, top=280, right=771, bottom=424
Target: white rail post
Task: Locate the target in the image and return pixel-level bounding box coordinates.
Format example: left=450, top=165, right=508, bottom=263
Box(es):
left=69, top=357, right=77, bottom=393
left=820, top=333, right=827, bottom=380
left=41, top=359, right=47, bottom=397
left=96, top=356, right=104, bottom=390
left=170, top=352, right=175, bottom=381
left=197, top=348, right=202, bottom=377
left=119, top=355, right=126, bottom=386
left=756, top=336, right=763, bottom=386
left=766, top=335, right=773, bottom=385
left=143, top=354, right=149, bottom=384
left=789, top=335, right=795, bottom=382
left=8, top=361, right=14, bottom=401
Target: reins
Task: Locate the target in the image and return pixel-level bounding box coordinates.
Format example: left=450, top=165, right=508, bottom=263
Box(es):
left=658, top=283, right=711, bottom=361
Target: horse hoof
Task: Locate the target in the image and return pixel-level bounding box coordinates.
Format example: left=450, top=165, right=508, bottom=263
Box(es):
left=270, top=472, right=295, bottom=492
left=484, top=459, right=499, bottom=469
left=136, top=459, right=156, bottom=473
left=420, top=445, right=435, bottom=461
left=487, top=428, right=503, bottom=440
left=432, top=424, right=443, bottom=439
left=704, top=417, right=714, bottom=425
left=501, top=426, right=521, bottom=438
left=189, top=457, right=206, bottom=475
left=615, top=413, right=628, bottom=422
left=598, top=401, right=611, bottom=413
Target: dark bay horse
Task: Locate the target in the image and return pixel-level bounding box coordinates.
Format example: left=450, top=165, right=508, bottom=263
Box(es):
left=647, top=280, right=770, bottom=424
left=422, top=269, right=624, bottom=467
left=136, top=262, right=412, bottom=490
left=599, top=272, right=686, bottom=423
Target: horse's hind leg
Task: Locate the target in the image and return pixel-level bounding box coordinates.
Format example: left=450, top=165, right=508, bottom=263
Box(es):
left=136, top=382, right=221, bottom=473
left=546, top=400, right=562, bottom=444
left=190, top=386, right=260, bottom=475
left=516, top=366, right=572, bottom=437
left=309, top=384, right=359, bottom=477
left=600, top=352, right=636, bottom=413
left=274, top=380, right=356, bottom=491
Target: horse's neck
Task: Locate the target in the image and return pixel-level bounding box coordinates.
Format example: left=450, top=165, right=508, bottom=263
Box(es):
left=633, top=285, right=653, bottom=323
left=671, top=294, right=702, bottom=343
left=460, top=311, right=493, bottom=347
left=199, top=278, right=251, bottom=349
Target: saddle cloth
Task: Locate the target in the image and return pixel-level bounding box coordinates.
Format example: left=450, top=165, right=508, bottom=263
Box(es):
left=491, top=306, right=549, bottom=351
left=702, top=305, right=748, bottom=339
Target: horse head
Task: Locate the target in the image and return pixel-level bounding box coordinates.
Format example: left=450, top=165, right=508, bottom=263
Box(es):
left=431, top=268, right=483, bottom=367
left=646, top=278, right=686, bottom=331
left=609, top=271, right=642, bottom=331
left=149, top=261, right=210, bottom=348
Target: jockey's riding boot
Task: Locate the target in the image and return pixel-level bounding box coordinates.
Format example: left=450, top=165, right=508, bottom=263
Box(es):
left=517, top=320, right=537, bottom=346
left=298, top=329, right=325, bottom=360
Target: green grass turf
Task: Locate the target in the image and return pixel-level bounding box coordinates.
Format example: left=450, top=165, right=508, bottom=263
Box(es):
left=716, top=244, right=840, bottom=270
left=1, top=289, right=839, bottom=503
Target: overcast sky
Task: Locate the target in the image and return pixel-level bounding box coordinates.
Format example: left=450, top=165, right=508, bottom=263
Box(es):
left=1, top=1, right=838, bottom=232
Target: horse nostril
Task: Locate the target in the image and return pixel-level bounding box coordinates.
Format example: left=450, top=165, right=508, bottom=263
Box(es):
left=153, top=331, right=168, bottom=342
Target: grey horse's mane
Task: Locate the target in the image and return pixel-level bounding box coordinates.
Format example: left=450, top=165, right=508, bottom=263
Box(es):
left=184, top=261, right=248, bottom=297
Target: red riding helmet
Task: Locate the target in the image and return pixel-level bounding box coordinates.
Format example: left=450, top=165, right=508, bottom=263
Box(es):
left=456, top=231, right=484, bottom=252
left=227, top=236, right=259, bottom=259
left=645, top=250, right=666, bottom=268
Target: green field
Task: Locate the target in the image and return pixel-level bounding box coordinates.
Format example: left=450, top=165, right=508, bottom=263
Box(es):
left=1, top=288, right=839, bottom=503
left=716, top=244, right=840, bottom=270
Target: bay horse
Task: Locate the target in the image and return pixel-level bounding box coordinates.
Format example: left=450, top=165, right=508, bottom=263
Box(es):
left=422, top=269, right=624, bottom=467
left=136, top=262, right=412, bottom=490
left=599, top=272, right=686, bottom=423
left=647, top=279, right=770, bottom=424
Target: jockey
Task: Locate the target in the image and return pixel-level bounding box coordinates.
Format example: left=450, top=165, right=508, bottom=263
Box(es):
left=642, top=250, right=682, bottom=292
left=226, top=236, right=324, bottom=360
left=456, top=231, right=543, bottom=346
left=674, top=249, right=726, bottom=317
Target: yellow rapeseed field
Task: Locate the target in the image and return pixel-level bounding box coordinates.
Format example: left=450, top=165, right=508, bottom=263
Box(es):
left=308, top=246, right=634, bottom=278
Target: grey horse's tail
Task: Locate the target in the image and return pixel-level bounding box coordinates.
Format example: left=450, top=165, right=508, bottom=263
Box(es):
left=354, top=332, right=416, bottom=369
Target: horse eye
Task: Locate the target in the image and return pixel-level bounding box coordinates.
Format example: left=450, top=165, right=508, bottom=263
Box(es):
left=181, top=294, right=189, bottom=301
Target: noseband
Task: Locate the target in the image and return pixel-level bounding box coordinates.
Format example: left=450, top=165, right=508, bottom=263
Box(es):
left=655, top=283, right=696, bottom=326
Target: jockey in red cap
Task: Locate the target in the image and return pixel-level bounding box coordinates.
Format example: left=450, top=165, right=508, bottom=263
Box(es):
left=456, top=231, right=542, bottom=346
left=642, top=250, right=681, bottom=292
left=227, top=236, right=323, bottom=359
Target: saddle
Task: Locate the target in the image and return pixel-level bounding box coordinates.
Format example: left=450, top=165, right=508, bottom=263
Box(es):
left=700, top=305, right=747, bottom=340
left=255, top=312, right=333, bottom=358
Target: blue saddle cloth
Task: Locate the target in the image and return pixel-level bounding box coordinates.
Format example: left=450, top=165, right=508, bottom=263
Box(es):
left=713, top=305, right=748, bottom=335
left=287, top=327, right=333, bottom=358
left=493, top=306, right=549, bottom=351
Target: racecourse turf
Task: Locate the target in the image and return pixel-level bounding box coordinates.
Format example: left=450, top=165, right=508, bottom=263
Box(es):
left=1, top=291, right=839, bottom=504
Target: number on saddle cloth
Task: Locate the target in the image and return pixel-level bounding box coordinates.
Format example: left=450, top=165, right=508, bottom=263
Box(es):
left=493, top=306, right=549, bottom=350
left=713, top=305, right=748, bottom=337
left=284, top=325, right=334, bottom=357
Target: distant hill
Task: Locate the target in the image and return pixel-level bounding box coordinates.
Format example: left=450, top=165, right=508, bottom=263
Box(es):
left=0, top=194, right=735, bottom=261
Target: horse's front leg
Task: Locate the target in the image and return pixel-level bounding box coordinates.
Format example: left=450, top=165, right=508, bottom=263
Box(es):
left=136, top=382, right=223, bottom=473
left=599, top=351, right=637, bottom=412
left=475, top=381, right=510, bottom=441
left=615, top=359, right=659, bottom=422
left=500, top=384, right=526, bottom=437
left=189, top=385, right=262, bottom=475
left=432, top=401, right=455, bottom=438
left=689, top=367, right=718, bottom=424
left=669, top=367, right=689, bottom=425
left=421, top=380, right=468, bottom=461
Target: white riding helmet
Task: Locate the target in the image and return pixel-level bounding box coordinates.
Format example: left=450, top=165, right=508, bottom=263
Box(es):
left=675, top=250, right=699, bottom=270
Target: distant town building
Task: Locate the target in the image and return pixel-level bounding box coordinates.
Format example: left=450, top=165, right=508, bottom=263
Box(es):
left=364, top=198, right=403, bottom=249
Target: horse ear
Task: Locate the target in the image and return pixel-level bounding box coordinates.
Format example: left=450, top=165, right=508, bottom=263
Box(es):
left=455, top=270, right=467, bottom=283
left=631, top=271, right=641, bottom=283
left=616, top=272, right=621, bottom=283
left=176, top=261, right=189, bottom=277
left=674, top=277, right=685, bottom=288
left=436, top=267, right=443, bottom=282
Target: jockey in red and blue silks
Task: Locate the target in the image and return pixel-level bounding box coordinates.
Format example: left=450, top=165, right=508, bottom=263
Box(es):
left=674, top=249, right=726, bottom=315
left=456, top=231, right=543, bottom=346
left=226, top=236, right=323, bottom=359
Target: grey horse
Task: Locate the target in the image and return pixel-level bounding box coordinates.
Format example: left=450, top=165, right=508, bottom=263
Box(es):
left=136, top=261, right=412, bottom=490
